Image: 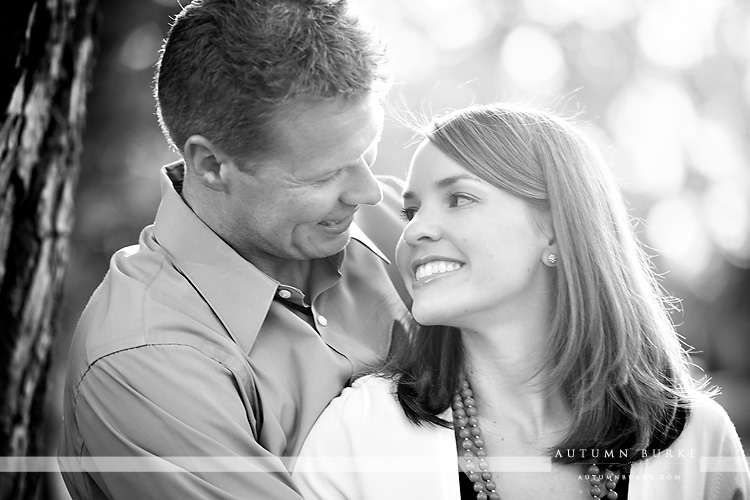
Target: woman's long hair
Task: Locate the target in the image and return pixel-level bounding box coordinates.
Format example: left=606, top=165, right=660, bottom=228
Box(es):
left=384, top=103, right=708, bottom=463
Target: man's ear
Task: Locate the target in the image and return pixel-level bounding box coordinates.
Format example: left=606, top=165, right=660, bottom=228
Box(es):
left=183, top=135, right=233, bottom=192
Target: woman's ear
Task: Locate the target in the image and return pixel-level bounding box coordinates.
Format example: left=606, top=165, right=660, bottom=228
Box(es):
left=541, top=235, right=558, bottom=267
left=535, top=210, right=558, bottom=267
left=183, top=135, right=233, bottom=192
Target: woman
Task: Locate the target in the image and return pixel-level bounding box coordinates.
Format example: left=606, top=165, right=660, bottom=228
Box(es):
left=292, top=103, right=750, bottom=499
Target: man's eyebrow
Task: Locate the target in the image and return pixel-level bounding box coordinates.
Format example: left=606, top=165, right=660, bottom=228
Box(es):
left=402, top=173, right=480, bottom=201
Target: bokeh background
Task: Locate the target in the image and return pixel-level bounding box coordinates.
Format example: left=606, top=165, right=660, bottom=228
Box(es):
left=41, top=0, right=750, bottom=498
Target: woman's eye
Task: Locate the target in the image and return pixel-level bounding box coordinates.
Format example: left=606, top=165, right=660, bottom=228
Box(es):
left=400, top=207, right=417, bottom=221
left=448, top=193, right=476, bottom=208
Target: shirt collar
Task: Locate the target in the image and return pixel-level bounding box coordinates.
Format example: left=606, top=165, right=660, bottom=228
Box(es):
left=153, top=163, right=277, bottom=353
left=151, top=162, right=391, bottom=351
left=350, top=224, right=390, bottom=264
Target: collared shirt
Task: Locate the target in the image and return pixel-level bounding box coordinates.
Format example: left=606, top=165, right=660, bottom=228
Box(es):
left=58, top=164, right=408, bottom=500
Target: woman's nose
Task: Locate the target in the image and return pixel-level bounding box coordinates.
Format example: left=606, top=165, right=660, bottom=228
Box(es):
left=401, top=211, right=442, bottom=246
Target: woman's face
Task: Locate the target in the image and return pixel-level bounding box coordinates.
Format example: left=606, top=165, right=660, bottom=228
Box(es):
left=396, top=139, right=555, bottom=331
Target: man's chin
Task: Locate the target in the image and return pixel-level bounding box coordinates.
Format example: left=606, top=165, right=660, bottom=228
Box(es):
left=308, top=230, right=351, bottom=259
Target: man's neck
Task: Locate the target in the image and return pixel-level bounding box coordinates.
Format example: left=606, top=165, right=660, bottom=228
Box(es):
left=258, top=258, right=314, bottom=295
left=179, top=167, right=318, bottom=295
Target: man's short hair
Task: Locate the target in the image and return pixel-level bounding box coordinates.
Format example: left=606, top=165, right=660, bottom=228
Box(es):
left=154, top=0, right=391, bottom=160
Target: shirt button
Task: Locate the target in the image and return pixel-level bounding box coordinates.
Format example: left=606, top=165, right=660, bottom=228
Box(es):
left=278, top=289, right=292, bottom=299
left=317, top=315, right=328, bottom=327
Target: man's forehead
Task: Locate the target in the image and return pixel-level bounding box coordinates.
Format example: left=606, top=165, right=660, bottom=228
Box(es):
left=272, top=97, right=384, bottom=161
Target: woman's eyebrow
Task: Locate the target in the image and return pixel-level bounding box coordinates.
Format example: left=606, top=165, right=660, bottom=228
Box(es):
left=402, top=173, right=480, bottom=201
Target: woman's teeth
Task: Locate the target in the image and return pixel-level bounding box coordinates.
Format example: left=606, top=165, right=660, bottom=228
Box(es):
left=415, top=261, right=462, bottom=281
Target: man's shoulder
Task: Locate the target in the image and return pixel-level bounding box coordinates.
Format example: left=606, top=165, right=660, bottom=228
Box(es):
left=71, top=228, right=235, bottom=367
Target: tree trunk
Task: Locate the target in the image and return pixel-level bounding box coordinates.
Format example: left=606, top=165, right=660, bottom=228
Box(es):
left=0, top=0, right=97, bottom=498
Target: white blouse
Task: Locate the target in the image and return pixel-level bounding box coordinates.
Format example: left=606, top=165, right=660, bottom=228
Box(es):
left=292, top=375, right=750, bottom=500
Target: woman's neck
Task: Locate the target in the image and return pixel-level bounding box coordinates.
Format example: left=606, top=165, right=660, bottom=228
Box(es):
left=460, top=321, right=571, bottom=442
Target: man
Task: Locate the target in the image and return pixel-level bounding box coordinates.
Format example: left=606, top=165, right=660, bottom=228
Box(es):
left=58, top=0, right=407, bottom=498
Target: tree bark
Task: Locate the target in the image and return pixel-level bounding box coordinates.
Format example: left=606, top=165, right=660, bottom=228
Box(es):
left=0, top=0, right=97, bottom=498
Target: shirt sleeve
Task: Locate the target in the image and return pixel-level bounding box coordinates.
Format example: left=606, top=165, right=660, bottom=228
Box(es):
left=69, top=343, right=305, bottom=500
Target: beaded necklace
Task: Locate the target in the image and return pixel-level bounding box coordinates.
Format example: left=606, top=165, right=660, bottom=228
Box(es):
left=452, top=379, right=620, bottom=500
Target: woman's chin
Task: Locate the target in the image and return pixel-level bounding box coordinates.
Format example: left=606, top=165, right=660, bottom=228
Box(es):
left=412, top=306, right=452, bottom=328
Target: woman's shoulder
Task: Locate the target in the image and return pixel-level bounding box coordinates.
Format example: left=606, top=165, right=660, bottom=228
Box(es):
left=679, top=393, right=743, bottom=447
left=321, top=374, right=402, bottom=420
left=350, top=373, right=398, bottom=392
left=686, top=394, right=735, bottom=429
left=630, top=395, right=749, bottom=500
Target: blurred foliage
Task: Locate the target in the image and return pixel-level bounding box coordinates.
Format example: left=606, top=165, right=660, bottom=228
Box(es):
left=46, top=1, right=750, bottom=497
